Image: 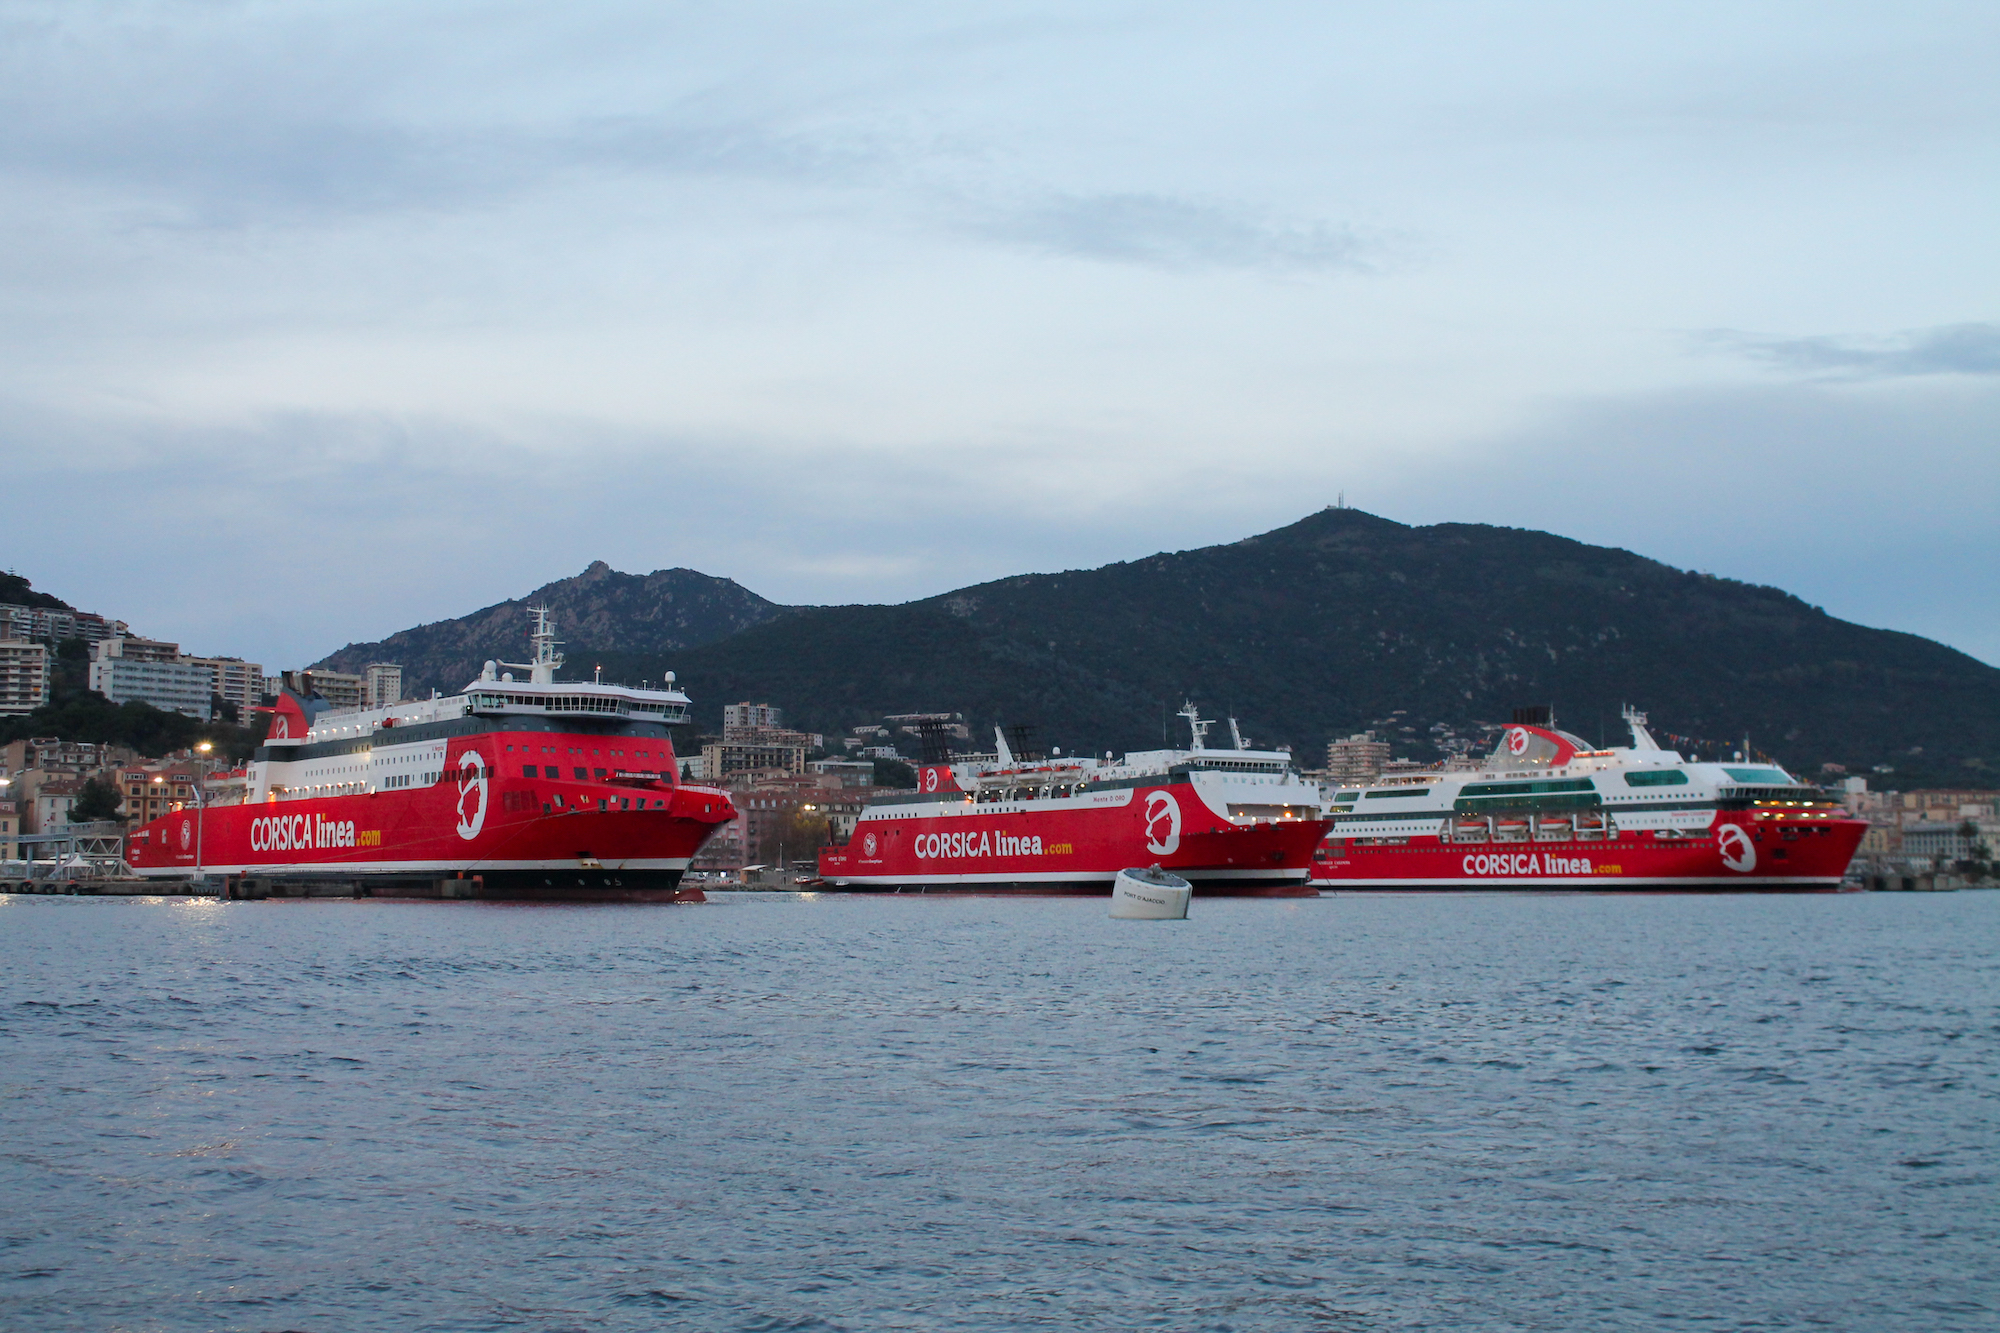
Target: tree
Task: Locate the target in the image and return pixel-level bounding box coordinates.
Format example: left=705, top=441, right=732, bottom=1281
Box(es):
left=1955, top=820, right=1993, bottom=884
left=872, top=756, right=917, bottom=789
left=71, top=774, right=124, bottom=823
left=754, top=803, right=836, bottom=870
left=0, top=679, right=268, bottom=761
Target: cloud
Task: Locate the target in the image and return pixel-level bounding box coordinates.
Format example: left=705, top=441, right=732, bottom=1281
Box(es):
left=1362, top=378, right=2000, bottom=665
left=0, top=398, right=1289, bottom=668
left=1701, top=322, right=2000, bottom=380
left=969, top=191, right=1388, bottom=273
left=11, top=374, right=1998, bottom=673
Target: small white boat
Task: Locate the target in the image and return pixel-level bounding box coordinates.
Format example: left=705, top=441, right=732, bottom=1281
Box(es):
left=1110, top=865, right=1191, bottom=920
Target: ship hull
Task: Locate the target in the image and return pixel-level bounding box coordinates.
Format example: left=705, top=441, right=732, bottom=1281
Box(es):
left=126, top=753, right=735, bottom=902
left=818, top=783, right=1329, bottom=896
left=1311, top=816, right=1866, bottom=892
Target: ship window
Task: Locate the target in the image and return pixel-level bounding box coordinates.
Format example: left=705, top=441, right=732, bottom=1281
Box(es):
left=1336, top=792, right=1360, bottom=801
left=524, top=765, right=536, bottom=778
left=1365, top=788, right=1434, bottom=799
left=1721, top=767, right=1791, bottom=785
left=574, top=767, right=588, bottom=780
left=594, top=768, right=607, bottom=780
left=1460, top=779, right=1594, bottom=796
left=1623, top=770, right=1689, bottom=788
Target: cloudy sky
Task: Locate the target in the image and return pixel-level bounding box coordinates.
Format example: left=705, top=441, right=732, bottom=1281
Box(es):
left=3, top=1, right=1996, bottom=669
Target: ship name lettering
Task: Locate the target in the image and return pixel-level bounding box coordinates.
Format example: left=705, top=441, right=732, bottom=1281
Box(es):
left=1462, top=853, right=1594, bottom=876
left=914, top=829, right=1047, bottom=860
left=249, top=813, right=356, bottom=853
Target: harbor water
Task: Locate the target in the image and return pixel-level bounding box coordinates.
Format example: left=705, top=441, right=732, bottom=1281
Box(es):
left=2, top=891, right=1994, bottom=1331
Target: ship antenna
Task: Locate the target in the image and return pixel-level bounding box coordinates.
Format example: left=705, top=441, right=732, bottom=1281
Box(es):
left=1621, top=703, right=1661, bottom=751
left=1177, top=700, right=1213, bottom=751
left=528, top=604, right=564, bottom=685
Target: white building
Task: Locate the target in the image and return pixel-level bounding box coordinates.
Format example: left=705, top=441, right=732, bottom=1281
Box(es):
left=89, top=639, right=212, bottom=719
left=0, top=640, right=50, bottom=715
left=1902, top=820, right=1998, bottom=865
left=1325, top=732, right=1391, bottom=786
left=0, top=604, right=123, bottom=645
left=364, top=663, right=404, bottom=708
left=723, top=702, right=784, bottom=733
left=187, top=656, right=265, bottom=722
left=806, top=758, right=878, bottom=788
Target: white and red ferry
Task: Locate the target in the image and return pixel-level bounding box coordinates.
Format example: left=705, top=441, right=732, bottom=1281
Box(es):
left=126, top=610, right=734, bottom=900
left=1311, top=708, right=1865, bottom=891
left=816, top=705, right=1330, bottom=895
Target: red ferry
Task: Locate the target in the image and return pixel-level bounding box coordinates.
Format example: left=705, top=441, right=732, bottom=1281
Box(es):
left=817, top=705, right=1330, bottom=895
left=1312, top=708, right=1865, bottom=891
left=126, top=609, right=734, bottom=900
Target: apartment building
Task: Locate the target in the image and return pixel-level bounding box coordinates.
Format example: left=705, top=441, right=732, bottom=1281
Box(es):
left=0, top=603, right=123, bottom=646
left=722, top=702, right=786, bottom=735
left=284, top=668, right=365, bottom=710
left=0, top=797, right=19, bottom=862
left=0, top=640, right=50, bottom=715
left=89, top=638, right=212, bottom=719
left=32, top=778, right=82, bottom=833
left=364, top=663, right=403, bottom=708
left=2, top=738, right=134, bottom=777
left=186, top=656, right=265, bottom=721
left=112, top=762, right=200, bottom=830
left=1325, top=732, right=1392, bottom=786
left=701, top=735, right=811, bottom=780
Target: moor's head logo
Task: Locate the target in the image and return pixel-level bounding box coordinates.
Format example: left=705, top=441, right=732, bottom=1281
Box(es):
left=1143, top=790, right=1182, bottom=857
left=1718, top=824, right=1756, bottom=873
left=455, top=750, right=489, bottom=841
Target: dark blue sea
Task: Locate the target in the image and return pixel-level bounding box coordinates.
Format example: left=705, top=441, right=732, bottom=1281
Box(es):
left=2, top=891, right=1994, bottom=1332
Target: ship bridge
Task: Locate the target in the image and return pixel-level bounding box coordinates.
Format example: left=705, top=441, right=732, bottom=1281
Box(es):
left=463, top=683, right=687, bottom=725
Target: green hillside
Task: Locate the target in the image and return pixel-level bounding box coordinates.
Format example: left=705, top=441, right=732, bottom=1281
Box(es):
left=315, top=561, right=782, bottom=696
left=595, top=509, right=1997, bottom=786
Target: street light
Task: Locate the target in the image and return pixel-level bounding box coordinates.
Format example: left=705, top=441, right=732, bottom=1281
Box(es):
left=193, top=741, right=213, bottom=890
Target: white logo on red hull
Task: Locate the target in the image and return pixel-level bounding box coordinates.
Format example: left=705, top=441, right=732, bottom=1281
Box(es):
left=456, top=751, right=489, bottom=841
left=1143, top=791, right=1182, bottom=856
left=863, top=831, right=879, bottom=857
left=1718, top=824, right=1756, bottom=873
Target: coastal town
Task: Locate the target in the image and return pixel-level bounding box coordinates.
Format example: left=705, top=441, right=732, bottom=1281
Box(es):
left=3, top=592, right=1992, bottom=892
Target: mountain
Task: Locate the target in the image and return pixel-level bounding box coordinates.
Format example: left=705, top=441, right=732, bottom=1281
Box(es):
left=587, top=509, right=1998, bottom=786
left=313, top=561, right=785, bottom=696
